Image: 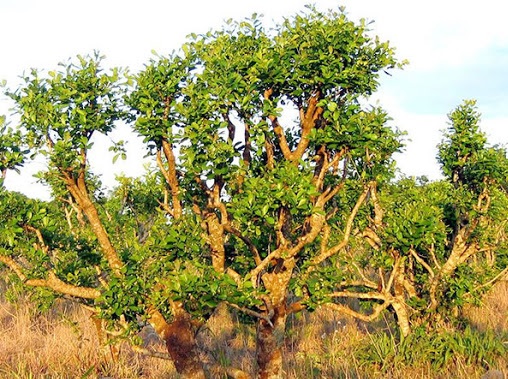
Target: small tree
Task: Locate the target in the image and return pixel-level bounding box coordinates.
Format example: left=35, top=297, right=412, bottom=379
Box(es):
left=127, top=6, right=403, bottom=378
left=312, top=100, right=508, bottom=337
left=2, top=7, right=405, bottom=378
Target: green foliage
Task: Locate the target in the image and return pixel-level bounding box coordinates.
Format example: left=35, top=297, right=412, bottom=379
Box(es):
left=0, top=116, right=29, bottom=185
left=0, top=189, right=100, bottom=311
left=438, top=100, right=508, bottom=192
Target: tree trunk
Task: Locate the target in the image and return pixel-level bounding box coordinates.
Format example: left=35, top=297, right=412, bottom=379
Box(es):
left=165, top=314, right=206, bottom=379
left=256, top=303, right=287, bottom=379
left=149, top=308, right=206, bottom=379
left=256, top=260, right=294, bottom=379
left=392, top=259, right=411, bottom=337
left=391, top=300, right=411, bottom=337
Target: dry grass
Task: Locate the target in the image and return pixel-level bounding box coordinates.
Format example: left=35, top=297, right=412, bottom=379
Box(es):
left=0, top=281, right=507, bottom=378
left=464, top=280, right=508, bottom=334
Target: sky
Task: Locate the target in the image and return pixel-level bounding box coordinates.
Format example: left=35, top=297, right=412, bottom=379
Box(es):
left=1, top=0, right=508, bottom=199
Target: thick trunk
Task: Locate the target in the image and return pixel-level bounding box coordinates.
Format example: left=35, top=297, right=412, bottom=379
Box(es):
left=256, top=259, right=294, bottom=379
left=392, top=259, right=411, bottom=337
left=150, top=308, right=206, bottom=379
left=165, top=315, right=205, bottom=379
left=391, top=300, right=411, bottom=337
left=256, top=303, right=287, bottom=379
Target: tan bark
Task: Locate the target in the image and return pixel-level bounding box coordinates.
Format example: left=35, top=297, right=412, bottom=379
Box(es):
left=392, top=260, right=411, bottom=337
left=256, top=259, right=294, bottom=379
left=264, top=88, right=323, bottom=164
left=391, top=300, right=411, bottom=337
left=428, top=227, right=478, bottom=311
left=63, top=174, right=123, bottom=277
left=204, top=212, right=226, bottom=273
left=159, top=138, right=182, bottom=219
left=0, top=255, right=100, bottom=299
left=256, top=303, right=287, bottom=379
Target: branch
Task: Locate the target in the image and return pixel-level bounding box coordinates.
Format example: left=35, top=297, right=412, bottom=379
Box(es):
left=385, top=254, right=402, bottom=293
left=222, top=111, right=237, bottom=144
left=223, top=224, right=262, bottom=266
left=160, top=138, right=182, bottom=219
left=62, top=172, right=124, bottom=277
left=328, top=290, right=388, bottom=301
left=249, top=247, right=284, bottom=288
left=429, top=243, right=441, bottom=270
left=264, top=89, right=322, bottom=163
left=341, top=278, right=379, bottom=291
left=243, top=122, right=252, bottom=166
left=324, top=300, right=390, bottom=323
left=0, top=255, right=100, bottom=299
left=313, top=147, right=346, bottom=191
left=307, top=183, right=372, bottom=268
left=348, top=263, right=380, bottom=290
left=409, top=248, right=435, bottom=278
left=264, top=133, right=275, bottom=170
left=369, top=182, right=383, bottom=229
left=225, top=302, right=273, bottom=327
left=264, top=89, right=291, bottom=161
left=23, top=224, right=49, bottom=255
left=472, top=266, right=508, bottom=293
left=249, top=207, right=327, bottom=288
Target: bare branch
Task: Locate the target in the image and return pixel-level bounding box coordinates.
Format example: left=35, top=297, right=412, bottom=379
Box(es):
left=223, top=224, right=262, bottom=266
left=325, top=300, right=390, bottom=323
left=307, top=183, right=372, bottom=268
left=226, top=302, right=273, bottom=327
left=409, top=248, right=435, bottom=278
left=328, top=290, right=388, bottom=301
left=0, top=255, right=100, bottom=299
left=385, top=254, right=402, bottom=292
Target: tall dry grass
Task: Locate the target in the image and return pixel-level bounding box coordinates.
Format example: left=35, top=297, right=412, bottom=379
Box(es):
left=1, top=280, right=507, bottom=378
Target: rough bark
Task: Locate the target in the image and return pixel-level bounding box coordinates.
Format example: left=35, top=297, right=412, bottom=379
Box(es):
left=392, top=260, right=411, bottom=337
left=0, top=255, right=100, bottom=299
left=204, top=212, right=225, bottom=273
left=256, top=261, right=294, bottom=379
left=256, top=303, right=287, bottom=379
left=149, top=308, right=206, bottom=379
left=391, top=300, right=411, bottom=337
left=63, top=174, right=124, bottom=277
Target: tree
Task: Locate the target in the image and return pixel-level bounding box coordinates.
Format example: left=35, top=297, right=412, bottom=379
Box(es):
left=127, top=6, right=403, bottom=378
left=316, top=100, right=508, bottom=338
left=1, top=7, right=404, bottom=378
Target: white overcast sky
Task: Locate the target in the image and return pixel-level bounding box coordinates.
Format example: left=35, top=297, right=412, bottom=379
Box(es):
left=1, top=0, right=508, bottom=198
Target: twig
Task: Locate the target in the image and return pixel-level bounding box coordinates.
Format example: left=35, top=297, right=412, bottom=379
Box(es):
left=409, top=248, right=435, bottom=278
left=225, top=302, right=273, bottom=327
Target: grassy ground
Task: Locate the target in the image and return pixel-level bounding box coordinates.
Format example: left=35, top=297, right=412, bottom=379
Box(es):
left=0, top=280, right=507, bottom=378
